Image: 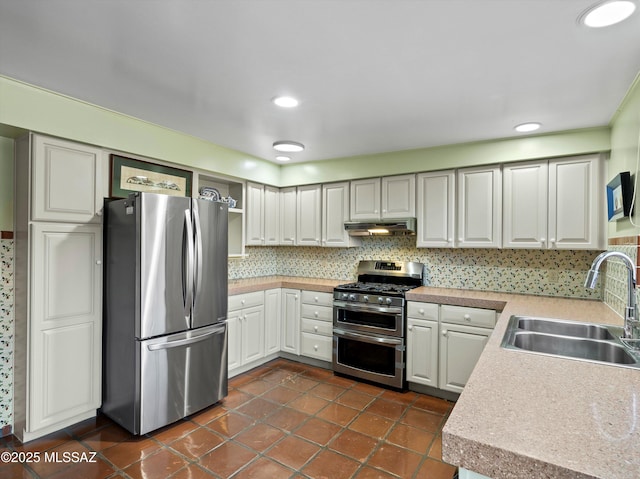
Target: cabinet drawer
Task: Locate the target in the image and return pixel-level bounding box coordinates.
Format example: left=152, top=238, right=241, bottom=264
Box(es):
left=300, top=332, right=333, bottom=361
left=228, top=291, right=264, bottom=312
left=301, top=318, right=333, bottom=336
left=301, top=304, right=333, bottom=322
left=440, top=305, right=496, bottom=329
left=407, top=302, right=439, bottom=320
left=301, top=290, right=333, bottom=307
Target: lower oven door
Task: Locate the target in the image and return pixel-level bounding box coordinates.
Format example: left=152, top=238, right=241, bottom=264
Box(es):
left=333, top=328, right=405, bottom=389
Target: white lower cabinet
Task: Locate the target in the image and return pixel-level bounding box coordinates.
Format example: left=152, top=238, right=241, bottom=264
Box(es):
left=406, top=303, right=439, bottom=387
left=299, top=291, right=334, bottom=362
left=264, top=288, right=281, bottom=355
left=281, top=289, right=301, bottom=355
left=407, top=302, right=495, bottom=394
left=227, top=291, right=265, bottom=373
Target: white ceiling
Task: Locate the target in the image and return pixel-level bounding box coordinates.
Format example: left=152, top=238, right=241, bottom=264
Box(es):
left=1, top=0, right=640, bottom=164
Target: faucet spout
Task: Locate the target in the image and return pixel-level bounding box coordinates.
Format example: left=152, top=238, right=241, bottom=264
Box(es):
left=585, top=251, right=639, bottom=339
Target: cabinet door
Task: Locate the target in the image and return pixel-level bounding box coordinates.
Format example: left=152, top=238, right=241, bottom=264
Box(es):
left=280, top=187, right=297, bottom=245
left=439, top=323, right=490, bottom=393
left=407, top=318, right=439, bottom=387
left=382, top=174, right=415, bottom=218
left=246, top=182, right=264, bottom=245
left=32, top=134, right=104, bottom=223
left=29, top=223, right=102, bottom=431
left=297, top=184, right=322, bottom=246
left=280, top=289, right=300, bottom=355
left=226, top=311, right=241, bottom=371
left=322, top=182, right=350, bottom=247
left=264, top=186, right=280, bottom=245
left=416, top=171, right=455, bottom=248
left=503, top=161, right=548, bottom=249
left=241, top=305, right=265, bottom=364
left=350, top=178, right=381, bottom=220
left=457, top=166, right=502, bottom=248
left=264, top=288, right=281, bottom=355
left=549, top=155, right=603, bottom=249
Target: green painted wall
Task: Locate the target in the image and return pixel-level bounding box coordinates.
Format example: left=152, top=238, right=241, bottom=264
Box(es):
left=279, top=128, right=611, bottom=186
left=608, top=74, right=640, bottom=238
left=0, top=75, right=281, bottom=185
left=0, top=136, right=13, bottom=231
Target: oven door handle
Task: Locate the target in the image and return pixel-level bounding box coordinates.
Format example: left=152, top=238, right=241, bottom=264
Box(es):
left=333, top=301, right=403, bottom=315
left=333, top=328, right=403, bottom=346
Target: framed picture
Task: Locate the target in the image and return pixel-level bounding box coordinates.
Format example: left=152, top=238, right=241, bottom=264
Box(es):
left=606, top=171, right=634, bottom=221
left=109, top=154, right=193, bottom=198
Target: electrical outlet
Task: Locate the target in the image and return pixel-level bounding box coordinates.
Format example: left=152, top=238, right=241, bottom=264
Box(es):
left=548, top=270, right=559, bottom=283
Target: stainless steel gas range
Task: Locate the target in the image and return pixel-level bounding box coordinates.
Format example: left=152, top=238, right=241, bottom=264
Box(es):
left=332, top=260, right=424, bottom=389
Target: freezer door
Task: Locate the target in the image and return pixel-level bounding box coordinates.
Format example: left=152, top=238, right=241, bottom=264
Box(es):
left=139, top=193, right=192, bottom=338
left=139, top=322, right=228, bottom=435
left=192, top=199, right=228, bottom=329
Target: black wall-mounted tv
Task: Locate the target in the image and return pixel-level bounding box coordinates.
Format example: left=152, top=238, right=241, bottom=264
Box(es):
left=606, top=171, right=634, bottom=221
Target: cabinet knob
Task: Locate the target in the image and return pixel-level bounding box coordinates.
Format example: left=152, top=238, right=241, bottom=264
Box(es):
left=314, top=311, right=319, bottom=317
left=458, top=237, right=463, bottom=242
left=540, top=237, right=546, bottom=242
left=314, top=326, right=319, bottom=332
left=419, top=308, right=424, bottom=315
left=442, top=329, right=448, bottom=337
left=463, top=314, right=471, bottom=321
left=550, top=238, right=556, bottom=243
left=96, top=260, right=102, bottom=265
left=96, top=210, right=103, bottom=216
left=314, top=345, right=318, bottom=350
left=448, top=238, right=453, bottom=243
left=408, top=325, right=413, bottom=331
left=314, top=296, right=319, bottom=302
left=241, top=299, right=245, bottom=305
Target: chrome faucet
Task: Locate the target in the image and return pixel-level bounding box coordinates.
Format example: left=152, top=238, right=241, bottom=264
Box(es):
left=585, top=251, right=640, bottom=339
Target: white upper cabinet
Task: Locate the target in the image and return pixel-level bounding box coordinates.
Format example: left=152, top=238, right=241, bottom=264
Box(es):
left=503, top=161, right=548, bottom=248
left=350, top=175, right=415, bottom=220
left=32, top=134, right=104, bottom=223
left=245, top=182, right=264, bottom=246
left=280, top=187, right=297, bottom=245
left=263, top=186, right=280, bottom=245
left=322, top=182, right=361, bottom=248
left=381, top=174, right=415, bottom=218
left=457, top=165, right=502, bottom=248
left=350, top=178, right=381, bottom=220
left=416, top=170, right=455, bottom=248
left=297, top=184, right=322, bottom=246
left=548, top=155, right=603, bottom=250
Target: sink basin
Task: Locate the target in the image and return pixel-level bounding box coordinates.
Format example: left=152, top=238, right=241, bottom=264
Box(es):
left=501, top=315, right=640, bottom=369
left=516, top=317, right=614, bottom=340
left=512, top=332, right=636, bottom=364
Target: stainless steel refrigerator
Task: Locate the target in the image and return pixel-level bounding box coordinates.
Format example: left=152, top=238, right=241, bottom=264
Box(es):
left=103, top=192, right=228, bottom=435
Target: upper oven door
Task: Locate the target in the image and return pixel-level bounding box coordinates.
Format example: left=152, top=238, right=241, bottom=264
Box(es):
left=333, top=301, right=404, bottom=337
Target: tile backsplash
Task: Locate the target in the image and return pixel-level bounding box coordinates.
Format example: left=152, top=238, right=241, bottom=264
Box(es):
left=0, top=239, right=14, bottom=434
left=230, top=236, right=604, bottom=300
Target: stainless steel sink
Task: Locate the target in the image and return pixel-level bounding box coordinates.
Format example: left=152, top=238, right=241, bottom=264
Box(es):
left=501, top=316, right=640, bottom=369
left=516, top=317, right=614, bottom=340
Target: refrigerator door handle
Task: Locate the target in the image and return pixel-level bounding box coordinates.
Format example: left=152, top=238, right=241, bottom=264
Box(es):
left=147, top=324, right=226, bottom=351
left=183, top=209, right=195, bottom=316
left=192, top=201, right=203, bottom=306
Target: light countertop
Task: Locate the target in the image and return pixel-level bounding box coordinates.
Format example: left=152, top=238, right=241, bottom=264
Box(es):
left=228, top=278, right=639, bottom=478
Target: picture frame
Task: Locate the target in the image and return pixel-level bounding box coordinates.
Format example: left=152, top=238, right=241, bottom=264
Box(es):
left=109, top=154, right=193, bottom=198
left=606, top=171, right=634, bottom=221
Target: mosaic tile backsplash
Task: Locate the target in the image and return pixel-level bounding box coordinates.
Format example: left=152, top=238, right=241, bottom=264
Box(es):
left=0, top=239, right=14, bottom=433
left=230, top=236, right=604, bottom=300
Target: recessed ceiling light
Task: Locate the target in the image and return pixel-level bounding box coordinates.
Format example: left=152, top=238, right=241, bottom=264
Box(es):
left=514, top=122, right=542, bottom=133
left=276, top=156, right=291, bottom=162
left=579, top=0, right=636, bottom=27
left=273, top=141, right=305, bottom=152
left=272, top=96, right=299, bottom=108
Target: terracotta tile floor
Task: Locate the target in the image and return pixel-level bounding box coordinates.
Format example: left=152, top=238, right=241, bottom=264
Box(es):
left=0, top=359, right=458, bottom=479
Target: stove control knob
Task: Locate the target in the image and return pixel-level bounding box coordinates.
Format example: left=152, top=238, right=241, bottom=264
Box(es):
left=348, top=294, right=356, bottom=301
left=378, top=297, right=384, bottom=304
left=341, top=293, right=349, bottom=300
left=363, top=295, right=369, bottom=302
left=385, top=298, right=393, bottom=305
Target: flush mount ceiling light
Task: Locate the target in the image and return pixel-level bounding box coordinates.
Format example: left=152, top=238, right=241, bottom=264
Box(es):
left=514, top=122, right=542, bottom=133
left=273, top=141, right=305, bottom=152
left=579, top=0, right=636, bottom=27
left=272, top=96, right=299, bottom=108
left=276, top=155, right=291, bottom=162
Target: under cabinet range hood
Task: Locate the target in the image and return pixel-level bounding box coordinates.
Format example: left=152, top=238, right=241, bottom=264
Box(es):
left=344, top=218, right=417, bottom=236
